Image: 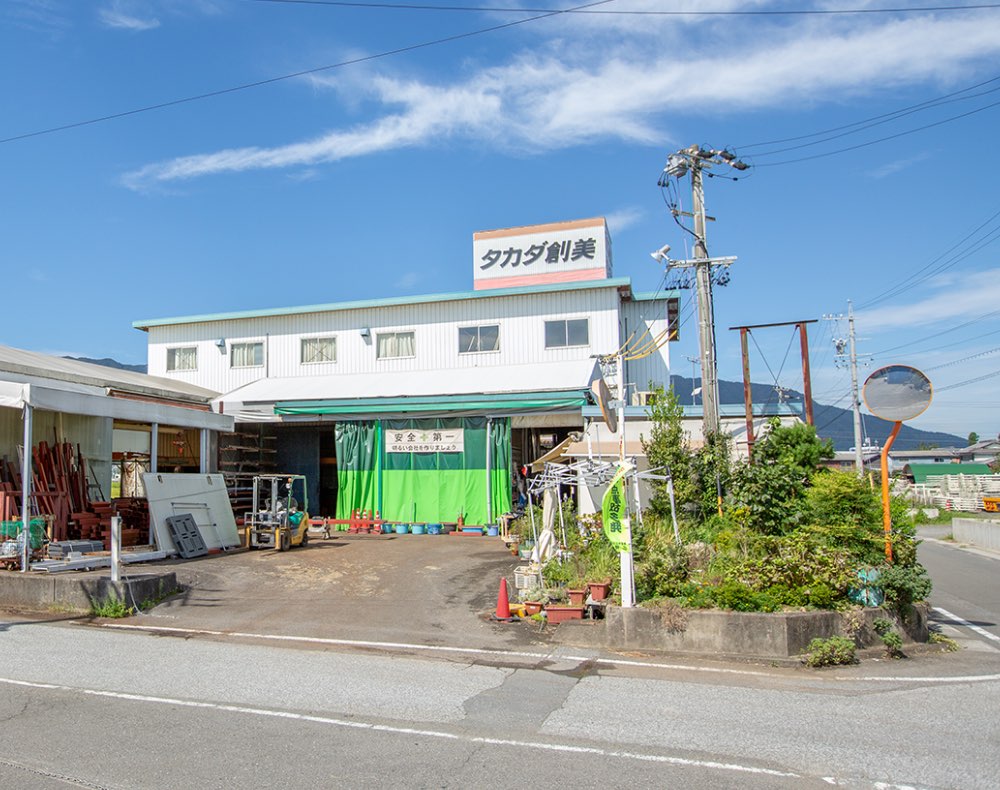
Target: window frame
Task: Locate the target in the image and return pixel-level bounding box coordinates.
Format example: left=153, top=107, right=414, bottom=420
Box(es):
left=544, top=317, right=590, bottom=349
left=230, top=341, right=265, bottom=369
left=458, top=323, right=500, bottom=355
left=301, top=336, right=337, bottom=365
left=376, top=330, right=416, bottom=360
left=165, top=346, right=198, bottom=372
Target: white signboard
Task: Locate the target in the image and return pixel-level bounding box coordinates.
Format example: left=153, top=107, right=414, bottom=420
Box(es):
left=473, top=218, right=612, bottom=289
left=386, top=428, right=465, bottom=454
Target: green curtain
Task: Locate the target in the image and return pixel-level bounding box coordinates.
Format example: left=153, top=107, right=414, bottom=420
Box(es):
left=379, top=417, right=503, bottom=525
left=489, top=418, right=512, bottom=521
left=335, top=422, right=380, bottom=519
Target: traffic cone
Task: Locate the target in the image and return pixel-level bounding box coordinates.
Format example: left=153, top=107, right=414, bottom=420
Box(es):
left=495, top=577, right=511, bottom=620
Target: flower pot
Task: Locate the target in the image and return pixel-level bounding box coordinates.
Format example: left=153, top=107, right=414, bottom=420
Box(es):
left=523, top=601, right=543, bottom=616
left=544, top=605, right=585, bottom=624
left=567, top=588, right=587, bottom=606
left=586, top=580, right=613, bottom=602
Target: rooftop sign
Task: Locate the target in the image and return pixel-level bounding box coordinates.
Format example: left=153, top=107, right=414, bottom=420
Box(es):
left=472, top=217, right=612, bottom=291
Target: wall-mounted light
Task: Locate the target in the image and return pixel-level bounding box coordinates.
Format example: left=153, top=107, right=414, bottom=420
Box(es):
left=216, top=338, right=227, bottom=353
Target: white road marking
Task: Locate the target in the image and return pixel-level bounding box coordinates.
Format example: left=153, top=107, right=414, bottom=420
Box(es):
left=933, top=606, right=1000, bottom=646
left=98, top=623, right=1000, bottom=684
left=0, top=675, right=799, bottom=780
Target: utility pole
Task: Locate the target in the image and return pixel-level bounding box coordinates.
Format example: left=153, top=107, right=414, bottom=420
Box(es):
left=657, top=146, right=746, bottom=438
left=685, top=355, right=700, bottom=406
left=828, top=302, right=866, bottom=474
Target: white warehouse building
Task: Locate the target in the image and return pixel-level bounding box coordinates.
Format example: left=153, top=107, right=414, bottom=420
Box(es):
left=135, top=218, right=679, bottom=525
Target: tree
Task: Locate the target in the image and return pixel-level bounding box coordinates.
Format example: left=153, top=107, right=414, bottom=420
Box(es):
left=968, top=432, right=980, bottom=446
left=753, top=417, right=834, bottom=480
left=641, top=385, right=695, bottom=515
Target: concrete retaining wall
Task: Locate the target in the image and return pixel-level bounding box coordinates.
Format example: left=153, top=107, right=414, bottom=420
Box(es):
left=554, top=604, right=929, bottom=659
left=953, top=518, right=1000, bottom=552
left=0, top=571, right=178, bottom=613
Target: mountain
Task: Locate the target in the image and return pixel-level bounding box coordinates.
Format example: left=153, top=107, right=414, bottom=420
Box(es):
left=64, top=356, right=147, bottom=374
left=668, top=375, right=965, bottom=451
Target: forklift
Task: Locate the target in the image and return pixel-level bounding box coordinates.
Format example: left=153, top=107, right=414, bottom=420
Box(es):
left=244, top=475, right=311, bottom=551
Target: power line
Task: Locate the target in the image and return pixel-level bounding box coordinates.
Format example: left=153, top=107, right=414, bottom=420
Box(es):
left=737, top=72, right=1000, bottom=149
left=889, top=325, right=1000, bottom=357
left=924, top=345, right=1000, bottom=371
left=935, top=367, right=1000, bottom=391
left=244, top=0, right=1000, bottom=15
left=749, top=98, right=1000, bottom=167
left=858, top=207, right=1000, bottom=309
left=871, top=307, right=1000, bottom=356
left=0, top=0, right=613, bottom=146
left=748, top=83, right=1000, bottom=159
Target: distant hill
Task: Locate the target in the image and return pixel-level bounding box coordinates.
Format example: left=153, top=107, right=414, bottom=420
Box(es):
left=64, top=356, right=147, bottom=374
left=668, top=375, right=965, bottom=452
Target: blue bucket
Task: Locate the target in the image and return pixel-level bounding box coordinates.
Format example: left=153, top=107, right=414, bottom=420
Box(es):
left=394, top=523, right=409, bottom=534
left=487, top=526, right=499, bottom=537
left=427, top=524, right=442, bottom=535
left=411, top=524, right=426, bottom=535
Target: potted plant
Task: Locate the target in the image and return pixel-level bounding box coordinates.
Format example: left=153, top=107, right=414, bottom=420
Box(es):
left=586, top=578, right=613, bottom=601
left=519, top=586, right=547, bottom=616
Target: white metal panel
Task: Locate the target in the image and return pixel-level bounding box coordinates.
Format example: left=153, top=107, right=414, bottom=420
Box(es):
left=147, top=286, right=623, bottom=395
left=620, top=299, right=672, bottom=398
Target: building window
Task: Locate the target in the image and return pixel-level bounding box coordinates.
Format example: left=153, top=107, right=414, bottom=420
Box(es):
left=231, top=342, right=264, bottom=368
left=301, top=337, right=336, bottom=364
left=376, top=331, right=415, bottom=359
left=544, top=318, right=589, bottom=349
left=166, top=347, right=197, bottom=371
left=458, top=324, right=499, bottom=354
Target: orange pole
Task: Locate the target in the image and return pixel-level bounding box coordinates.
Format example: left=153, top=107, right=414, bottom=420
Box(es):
left=881, top=421, right=902, bottom=563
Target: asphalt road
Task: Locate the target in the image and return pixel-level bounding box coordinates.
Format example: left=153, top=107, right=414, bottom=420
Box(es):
left=1, top=616, right=999, bottom=790
left=918, top=530, right=1000, bottom=649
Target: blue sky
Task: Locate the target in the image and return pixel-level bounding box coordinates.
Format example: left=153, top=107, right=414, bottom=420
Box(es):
left=2, top=0, right=999, bottom=441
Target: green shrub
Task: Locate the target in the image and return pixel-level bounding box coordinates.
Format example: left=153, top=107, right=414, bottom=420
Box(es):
left=636, top=540, right=689, bottom=599
left=929, top=632, right=960, bottom=652
left=803, top=636, right=857, bottom=667
left=728, top=460, right=805, bottom=535
left=90, top=595, right=133, bottom=619
left=710, top=580, right=780, bottom=612
left=878, top=563, right=932, bottom=608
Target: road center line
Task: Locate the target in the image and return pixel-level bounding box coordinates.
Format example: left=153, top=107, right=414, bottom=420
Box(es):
left=932, top=606, right=1000, bottom=646
left=0, top=675, right=799, bottom=780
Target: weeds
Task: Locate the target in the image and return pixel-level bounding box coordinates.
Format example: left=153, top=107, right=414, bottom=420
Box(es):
left=90, top=595, right=133, bottom=619
left=803, top=636, right=857, bottom=667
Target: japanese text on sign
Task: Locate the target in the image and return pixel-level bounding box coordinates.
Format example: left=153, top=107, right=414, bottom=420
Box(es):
left=386, top=429, right=465, bottom=454
left=479, top=237, right=597, bottom=270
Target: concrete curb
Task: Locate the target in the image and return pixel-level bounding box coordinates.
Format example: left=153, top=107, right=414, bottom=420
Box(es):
left=0, top=571, right=178, bottom=614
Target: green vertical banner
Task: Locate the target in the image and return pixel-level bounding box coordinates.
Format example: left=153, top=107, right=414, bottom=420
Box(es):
left=490, top=418, right=512, bottom=521
left=602, top=462, right=633, bottom=553
left=335, top=422, right=380, bottom=519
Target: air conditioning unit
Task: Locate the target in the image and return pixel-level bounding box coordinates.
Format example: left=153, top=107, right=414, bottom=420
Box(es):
left=632, top=391, right=656, bottom=407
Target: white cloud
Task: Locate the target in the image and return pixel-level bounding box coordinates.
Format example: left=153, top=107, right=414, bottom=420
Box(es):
left=605, top=207, right=645, bottom=235
left=856, top=267, right=1000, bottom=332
left=99, top=1, right=159, bottom=31
left=123, top=10, right=1000, bottom=188
left=868, top=152, right=929, bottom=179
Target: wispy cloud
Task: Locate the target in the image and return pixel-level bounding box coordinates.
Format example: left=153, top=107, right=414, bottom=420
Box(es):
left=4, top=0, right=71, bottom=38
left=605, top=207, right=645, bottom=235
left=868, top=152, right=930, bottom=179
left=123, top=11, right=1000, bottom=189
left=857, top=267, right=1000, bottom=332
left=99, top=1, right=159, bottom=31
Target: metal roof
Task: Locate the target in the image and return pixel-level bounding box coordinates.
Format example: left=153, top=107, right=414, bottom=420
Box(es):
left=0, top=344, right=219, bottom=403
left=132, top=277, right=666, bottom=330
left=905, top=463, right=993, bottom=483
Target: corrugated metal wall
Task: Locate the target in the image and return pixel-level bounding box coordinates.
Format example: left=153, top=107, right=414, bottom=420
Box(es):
left=146, top=287, right=623, bottom=394
left=619, top=299, right=672, bottom=400
left=0, top=407, right=114, bottom=502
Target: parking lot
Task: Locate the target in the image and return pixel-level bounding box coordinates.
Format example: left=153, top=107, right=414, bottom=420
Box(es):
left=138, top=531, right=552, bottom=651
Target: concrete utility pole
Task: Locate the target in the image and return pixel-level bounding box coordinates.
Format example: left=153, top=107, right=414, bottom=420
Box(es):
left=828, top=302, right=865, bottom=474
left=657, top=146, right=747, bottom=438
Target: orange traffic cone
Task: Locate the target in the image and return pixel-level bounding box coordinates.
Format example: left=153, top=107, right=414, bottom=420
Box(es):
left=495, top=577, right=511, bottom=620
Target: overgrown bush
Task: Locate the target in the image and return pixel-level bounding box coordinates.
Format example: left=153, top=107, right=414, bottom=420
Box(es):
left=803, top=636, right=857, bottom=667
left=878, top=562, right=932, bottom=608
left=729, top=461, right=806, bottom=535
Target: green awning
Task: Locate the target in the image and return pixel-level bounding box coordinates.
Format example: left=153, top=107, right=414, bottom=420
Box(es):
left=906, top=463, right=992, bottom=483
left=275, top=389, right=589, bottom=417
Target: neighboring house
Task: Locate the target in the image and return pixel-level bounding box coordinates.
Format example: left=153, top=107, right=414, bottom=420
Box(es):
left=134, top=218, right=679, bottom=524
left=886, top=447, right=963, bottom=466
left=955, top=439, right=1000, bottom=465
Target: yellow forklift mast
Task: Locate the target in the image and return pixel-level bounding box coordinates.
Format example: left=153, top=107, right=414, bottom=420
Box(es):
left=244, top=475, right=311, bottom=551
